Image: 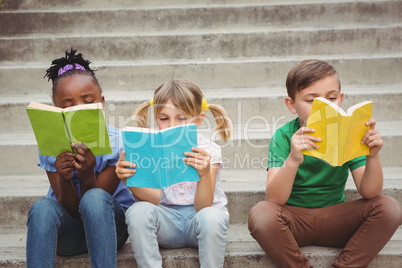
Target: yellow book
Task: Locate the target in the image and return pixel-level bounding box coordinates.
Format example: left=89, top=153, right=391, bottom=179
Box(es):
left=302, top=97, right=373, bottom=166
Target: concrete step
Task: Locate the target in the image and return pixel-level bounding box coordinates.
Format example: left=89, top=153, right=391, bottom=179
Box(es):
left=1, top=56, right=401, bottom=95
left=1, top=224, right=401, bottom=267
left=1, top=167, right=401, bottom=230
left=1, top=84, right=401, bottom=132
left=1, top=26, right=401, bottom=63
left=0, top=119, right=401, bottom=175
left=2, top=0, right=397, bottom=11
left=1, top=1, right=401, bottom=37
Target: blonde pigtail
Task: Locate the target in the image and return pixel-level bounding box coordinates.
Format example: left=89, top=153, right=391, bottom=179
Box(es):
left=208, top=104, right=232, bottom=142
left=133, top=101, right=151, bottom=128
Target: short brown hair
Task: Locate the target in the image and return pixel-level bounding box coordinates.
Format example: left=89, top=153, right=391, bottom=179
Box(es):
left=286, top=59, right=340, bottom=100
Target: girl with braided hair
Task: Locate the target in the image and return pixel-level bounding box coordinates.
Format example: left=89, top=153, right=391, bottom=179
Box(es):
left=116, top=78, right=232, bottom=268
left=26, top=49, right=135, bottom=267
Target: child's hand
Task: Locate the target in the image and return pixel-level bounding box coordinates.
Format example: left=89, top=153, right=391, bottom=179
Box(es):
left=361, top=119, right=383, bottom=156
left=290, top=127, right=321, bottom=163
left=115, top=150, right=136, bottom=184
left=71, top=142, right=96, bottom=180
left=55, top=151, right=76, bottom=181
left=183, top=147, right=211, bottom=178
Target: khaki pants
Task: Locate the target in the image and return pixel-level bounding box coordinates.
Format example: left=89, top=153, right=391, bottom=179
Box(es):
left=248, top=195, right=401, bottom=268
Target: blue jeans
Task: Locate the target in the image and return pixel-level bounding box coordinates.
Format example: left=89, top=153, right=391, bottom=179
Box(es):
left=125, top=202, right=229, bottom=268
left=26, top=188, right=129, bottom=268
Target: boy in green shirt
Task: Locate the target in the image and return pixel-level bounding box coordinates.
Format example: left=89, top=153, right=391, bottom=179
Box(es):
left=248, top=59, right=401, bottom=267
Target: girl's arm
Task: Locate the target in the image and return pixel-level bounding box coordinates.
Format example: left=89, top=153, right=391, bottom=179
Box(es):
left=51, top=151, right=81, bottom=217
left=266, top=127, right=320, bottom=205
left=184, top=147, right=215, bottom=212
left=351, top=120, right=383, bottom=199
left=116, top=150, right=162, bottom=205
left=73, top=142, right=120, bottom=197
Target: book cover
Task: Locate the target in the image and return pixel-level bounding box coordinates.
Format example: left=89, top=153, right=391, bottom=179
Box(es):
left=26, top=102, right=112, bottom=156
left=122, top=124, right=199, bottom=189
left=302, top=97, right=373, bottom=166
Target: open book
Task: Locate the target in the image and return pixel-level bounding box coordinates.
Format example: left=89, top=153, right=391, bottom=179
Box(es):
left=26, top=102, right=112, bottom=156
left=122, top=124, right=199, bottom=189
left=302, top=97, right=373, bottom=166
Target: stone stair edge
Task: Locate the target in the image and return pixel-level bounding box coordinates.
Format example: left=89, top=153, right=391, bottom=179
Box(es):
left=1, top=167, right=401, bottom=197
left=0, top=224, right=401, bottom=267
left=2, top=0, right=396, bottom=11
left=2, top=22, right=401, bottom=39
left=1, top=0, right=400, bottom=14
left=1, top=84, right=402, bottom=105
left=1, top=53, right=402, bottom=68
left=1, top=27, right=401, bottom=63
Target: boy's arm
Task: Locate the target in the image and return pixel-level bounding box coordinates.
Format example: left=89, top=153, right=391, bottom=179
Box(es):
left=116, top=150, right=162, bottom=205
left=351, top=119, right=383, bottom=199
left=266, top=127, right=320, bottom=205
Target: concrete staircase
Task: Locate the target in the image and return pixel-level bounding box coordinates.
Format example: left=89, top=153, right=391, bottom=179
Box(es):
left=1, top=0, right=401, bottom=267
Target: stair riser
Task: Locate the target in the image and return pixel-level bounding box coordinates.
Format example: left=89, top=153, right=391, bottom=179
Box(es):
left=2, top=187, right=401, bottom=231
left=0, top=134, right=401, bottom=175
left=1, top=27, right=401, bottom=63
left=2, top=57, right=401, bottom=94
left=2, top=0, right=286, bottom=10
left=2, top=89, right=401, bottom=132
left=2, top=2, right=401, bottom=36
left=2, top=247, right=401, bottom=268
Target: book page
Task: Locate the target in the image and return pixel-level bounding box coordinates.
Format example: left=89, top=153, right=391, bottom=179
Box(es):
left=27, top=102, right=63, bottom=113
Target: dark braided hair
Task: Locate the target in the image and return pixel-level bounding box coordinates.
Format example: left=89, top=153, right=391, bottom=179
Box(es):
left=44, top=48, right=102, bottom=98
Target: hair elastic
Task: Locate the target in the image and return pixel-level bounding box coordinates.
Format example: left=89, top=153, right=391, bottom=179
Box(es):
left=201, top=98, right=209, bottom=111
left=57, top=63, right=86, bottom=77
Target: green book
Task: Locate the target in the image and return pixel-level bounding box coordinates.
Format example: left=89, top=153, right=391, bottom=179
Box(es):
left=26, top=102, right=112, bottom=156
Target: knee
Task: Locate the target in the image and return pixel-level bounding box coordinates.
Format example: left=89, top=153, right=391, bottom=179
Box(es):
left=79, top=188, right=112, bottom=216
left=372, top=195, right=402, bottom=227
left=125, top=201, right=158, bottom=228
left=27, top=198, right=60, bottom=229
left=195, top=207, right=229, bottom=237
left=248, top=201, right=282, bottom=235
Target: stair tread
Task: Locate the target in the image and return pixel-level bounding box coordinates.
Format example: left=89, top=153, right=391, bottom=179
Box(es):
left=1, top=224, right=401, bottom=264
left=2, top=53, right=402, bottom=68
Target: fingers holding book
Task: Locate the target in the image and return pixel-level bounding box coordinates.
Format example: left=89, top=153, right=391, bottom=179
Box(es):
left=55, top=152, right=76, bottom=180
left=183, top=147, right=211, bottom=177
left=362, top=119, right=383, bottom=156
left=71, top=142, right=96, bottom=179
left=116, top=150, right=136, bottom=183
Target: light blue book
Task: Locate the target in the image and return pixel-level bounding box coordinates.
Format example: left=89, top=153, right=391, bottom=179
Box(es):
left=122, top=124, right=199, bottom=189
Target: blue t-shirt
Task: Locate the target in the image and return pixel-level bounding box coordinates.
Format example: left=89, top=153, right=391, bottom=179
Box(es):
left=38, top=125, right=135, bottom=210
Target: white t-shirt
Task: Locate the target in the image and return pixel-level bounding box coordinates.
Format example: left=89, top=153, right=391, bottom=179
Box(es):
left=159, top=134, right=228, bottom=214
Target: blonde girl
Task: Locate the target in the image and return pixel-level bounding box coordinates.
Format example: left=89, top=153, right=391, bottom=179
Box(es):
left=116, top=78, right=232, bottom=268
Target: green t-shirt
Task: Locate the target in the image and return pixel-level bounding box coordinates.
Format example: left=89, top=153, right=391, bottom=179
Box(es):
left=268, top=118, right=366, bottom=208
